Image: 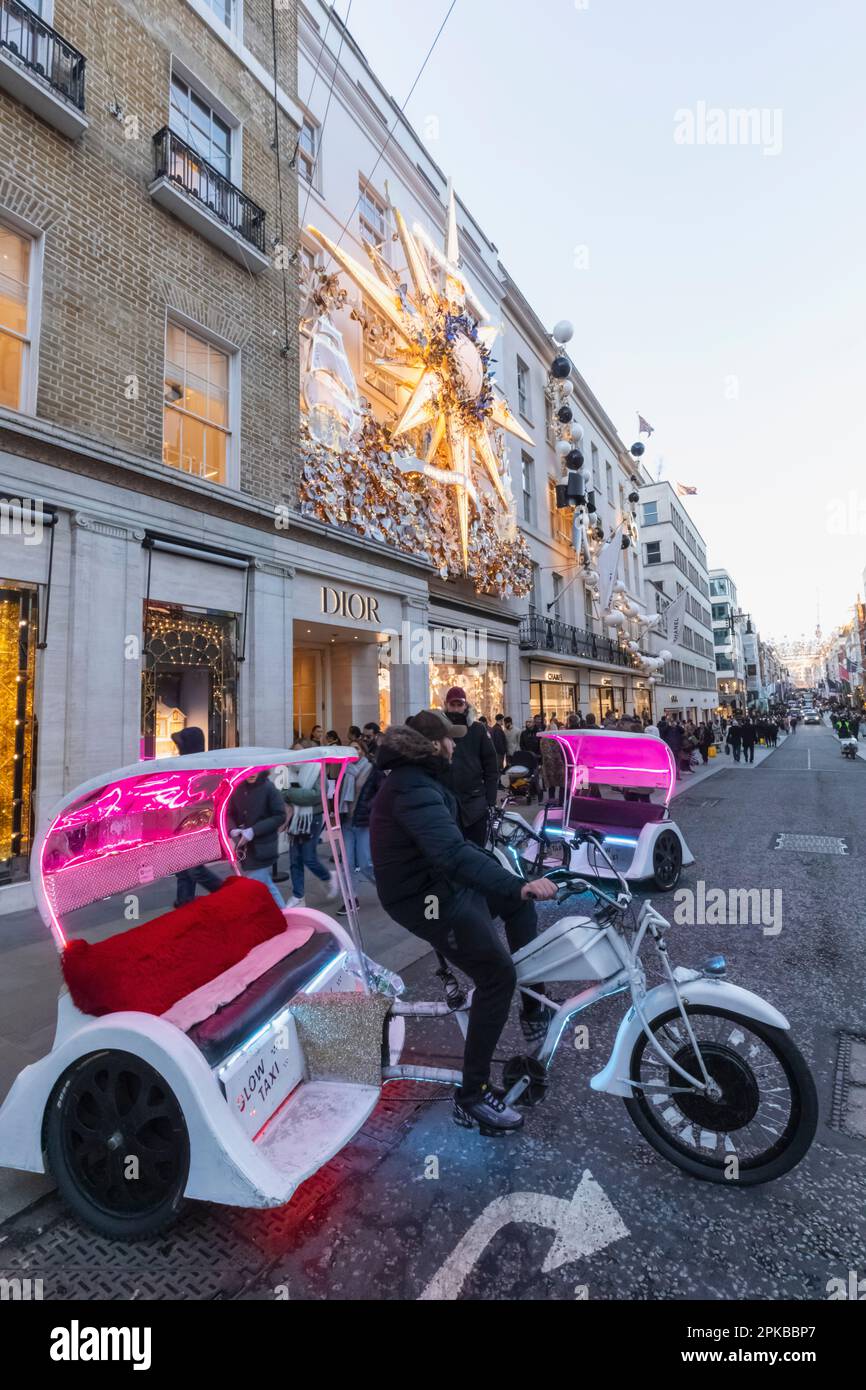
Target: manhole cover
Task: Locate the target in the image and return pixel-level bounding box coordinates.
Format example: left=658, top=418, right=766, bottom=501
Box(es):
left=773, top=833, right=849, bottom=854
left=830, top=1033, right=866, bottom=1139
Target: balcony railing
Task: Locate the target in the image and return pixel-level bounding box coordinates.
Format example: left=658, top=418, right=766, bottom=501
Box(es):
left=0, top=0, right=85, bottom=109
left=519, top=614, right=636, bottom=670
left=152, top=127, right=266, bottom=254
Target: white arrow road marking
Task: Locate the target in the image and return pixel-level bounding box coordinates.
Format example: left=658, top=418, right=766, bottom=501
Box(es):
left=418, top=1169, right=629, bottom=1300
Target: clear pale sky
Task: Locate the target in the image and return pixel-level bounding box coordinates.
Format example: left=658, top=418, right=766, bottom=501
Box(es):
left=333, top=0, right=866, bottom=642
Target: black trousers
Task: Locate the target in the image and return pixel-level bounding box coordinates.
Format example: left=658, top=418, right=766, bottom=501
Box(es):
left=389, top=887, right=541, bottom=1098
left=461, top=811, right=491, bottom=847
left=743, top=741, right=755, bottom=762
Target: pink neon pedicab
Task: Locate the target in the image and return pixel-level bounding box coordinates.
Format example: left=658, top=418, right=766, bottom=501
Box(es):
left=0, top=748, right=405, bottom=1239
left=515, top=729, right=693, bottom=892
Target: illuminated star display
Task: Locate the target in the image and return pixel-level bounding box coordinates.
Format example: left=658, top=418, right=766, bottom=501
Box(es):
left=308, top=187, right=532, bottom=571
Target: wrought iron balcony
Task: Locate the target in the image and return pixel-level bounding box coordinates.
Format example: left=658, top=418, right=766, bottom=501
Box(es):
left=519, top=614, right=637, bottom=670
left=0, top=0, right=87, bottom=136
left=150, top=127, right=269, bottom=272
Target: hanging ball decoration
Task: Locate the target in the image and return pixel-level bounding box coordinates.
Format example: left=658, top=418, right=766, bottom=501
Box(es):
left=628, top=490, right=640, bottom=504
left=560, top=380, right=574, bottom=397
left=659, top=649, right=672, bottom=661
left=630, top=441, right=645, bottom=457
left=607, top=611, right=626, bottom=628
left=566, top=448, right=584, bottom=470
left=557, top=405, right=574, bottom=424
left=586, top=499, right=596, bottom=514
left=556, top=439, right=572, bottom=458
left=551, top=355, right=571, bottom=379
left=621, top=534, right=631, bottom=549
left=552, top=319, right=574, bottom=345
left=571, top=424, right=585, bottom=445
left=627, top=640, right=641, bottom=652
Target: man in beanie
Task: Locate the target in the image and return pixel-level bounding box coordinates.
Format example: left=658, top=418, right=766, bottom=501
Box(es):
left=370, top=710, right=556, bottom=1135
left=441, top=687, right=499, bottom=847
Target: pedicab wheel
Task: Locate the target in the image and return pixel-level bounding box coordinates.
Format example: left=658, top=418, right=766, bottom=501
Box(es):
left=651, top=830, right=682, bottom=891
left=623, top=1007, right=818, bottom=1186
left=45, top=1050, right=190, bottom=1240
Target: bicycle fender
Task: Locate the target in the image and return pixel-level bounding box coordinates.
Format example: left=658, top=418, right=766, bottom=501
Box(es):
left=590, top=979, right=790, bottom=1097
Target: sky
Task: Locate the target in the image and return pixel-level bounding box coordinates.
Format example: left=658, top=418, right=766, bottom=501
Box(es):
left=337, top=0, right=866, bottom=642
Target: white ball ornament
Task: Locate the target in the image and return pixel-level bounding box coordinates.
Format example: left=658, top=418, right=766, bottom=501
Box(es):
left=607, top=611, right=626, bottom=628
left=560, top=380, right=574, bottom=397
left=552, top=319, right=574, bottom=344
left=659, top=649, right=672, bottom=661
left=556, top=439, right=572, bottom=458
left=572, top=424, right=585, bottom=445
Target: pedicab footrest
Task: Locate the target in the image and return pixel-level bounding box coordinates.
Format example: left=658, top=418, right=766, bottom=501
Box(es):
left=288, top=992, right=393, bottom=1087
left=187, top=934, right=343, bottom=1066
left=60, top=876, right=287, bottom=1017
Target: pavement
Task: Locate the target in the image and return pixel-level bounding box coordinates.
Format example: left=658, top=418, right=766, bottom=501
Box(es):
left=1, top=722, right=865, bottom=1299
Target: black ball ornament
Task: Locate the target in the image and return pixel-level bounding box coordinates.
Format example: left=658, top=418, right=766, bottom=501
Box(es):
left=628, top=490, right=639, bottom=504
left=557, top=405, right=573, bottom=424
left=621, top=535, right=631, bottom=550
left=551, top=355, right=571, bottom=379
left=630, top=441, right=645, bottom=458
left=566, top=449, right=584, bottom=470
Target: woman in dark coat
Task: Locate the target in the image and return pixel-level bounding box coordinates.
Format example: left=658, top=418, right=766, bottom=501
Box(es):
left=226, top=771, right=287, bottom=906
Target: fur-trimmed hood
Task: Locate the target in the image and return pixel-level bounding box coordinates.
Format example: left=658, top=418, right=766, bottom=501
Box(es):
left=376, top=723, right=442, bottom=773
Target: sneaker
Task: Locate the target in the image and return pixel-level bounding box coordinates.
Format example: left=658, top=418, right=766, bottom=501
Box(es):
left=325, top=871, right=340, bottom=902
left=453, top=1083, right=524, bottom=1136
left=286, top=895, right=305, bottom=909
left=337, top=898, right=360, bottom=916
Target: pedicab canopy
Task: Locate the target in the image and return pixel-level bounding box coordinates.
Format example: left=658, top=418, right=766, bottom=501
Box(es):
left=34, top=748, right=359, bottom=950
left=540, top=729, right=676, bottom=803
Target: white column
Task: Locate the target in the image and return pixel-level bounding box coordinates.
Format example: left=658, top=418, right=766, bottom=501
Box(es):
left=244, top=561, right=295, bottom=747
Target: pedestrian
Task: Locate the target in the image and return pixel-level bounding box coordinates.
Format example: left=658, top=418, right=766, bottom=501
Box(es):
left=347, top=725, right=362, bottom=742
left=584, top=712, right=597, bottom=728
left=370, top=711, right=557, bottom=1134
left=726, top=718, right=742, bottom=762
left=226, top=769, right=289, bottom=908
left=789, top=713, right=798, bottom=734
left=362, top=721, right=382, bottom=755
left=442, top=686, right=500, bottom=846
left=309, top=724, right=323, bottom=746
left=503, top=716, right=521, bottom=758
left=520, top=718, right=540, bottom=756
left=548, top=714, right=560, bottom=732
left=566, top=712, right=581, bottom=729
left=698, top=722, right=713, bottom=764
left=281, top=740, right=340, bottom=909
left=170, top=726, right=223, bottom=906
left=491, top=713, right=508, bottom=768
left=338, top=739, right=383, bottom=913
left=325, top=729, right=341, bottom=746
left=741, top=717, right=757, bottom=764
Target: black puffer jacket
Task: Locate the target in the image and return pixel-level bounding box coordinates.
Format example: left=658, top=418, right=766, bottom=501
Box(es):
left=370, top=725, right=524, bottom=927
left=226, top=772, right=287, bottom=868
left=446, top=713, right=500, bottom=826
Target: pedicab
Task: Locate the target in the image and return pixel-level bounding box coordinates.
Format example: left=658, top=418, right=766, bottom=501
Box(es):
left=0, top=747, right=405, bottom=1239
left=491, top=728, right=693, bottom=891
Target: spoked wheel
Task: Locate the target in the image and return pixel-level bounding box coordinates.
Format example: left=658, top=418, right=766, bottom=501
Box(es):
left=624, top=1007, right=817, bottom=1185
left=45, top=1050, right=189, bottom=1239
left=652, top=830, right=682, bottom=890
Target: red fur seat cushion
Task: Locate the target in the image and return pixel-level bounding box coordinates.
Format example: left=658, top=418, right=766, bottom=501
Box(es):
left=61, top=876, right=286, bottom=1018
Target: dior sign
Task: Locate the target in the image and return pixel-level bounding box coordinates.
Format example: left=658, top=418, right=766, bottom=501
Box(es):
left=320, top=586, right=381, bottom=623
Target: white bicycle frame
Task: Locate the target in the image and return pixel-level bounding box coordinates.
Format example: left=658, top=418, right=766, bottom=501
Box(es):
left=383, top=835, right=790, bottom=1105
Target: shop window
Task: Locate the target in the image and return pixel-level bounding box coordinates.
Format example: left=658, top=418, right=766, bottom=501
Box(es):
left=141, top=603, right=239, bottom=759
left=530, top=679, right=576, bottom=724
left=163, top=321, right=234, bottom=485
left=0, top=584, right=38, bottom=883
left=0, top=223, right=37, bottom=413
left=429, top=662, right=505, bottom=721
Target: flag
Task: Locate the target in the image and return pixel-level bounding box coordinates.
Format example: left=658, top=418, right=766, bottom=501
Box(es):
left=660, top=590, right=688, bottom=647
left=638, top=415, right=654, bottom=436
left=675, top=482, right=697, bottom=496
left=597, top=524, right=623, bottom=614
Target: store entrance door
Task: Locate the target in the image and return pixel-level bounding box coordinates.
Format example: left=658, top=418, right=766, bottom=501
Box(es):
left=293, top=647, right=322, bottom=740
